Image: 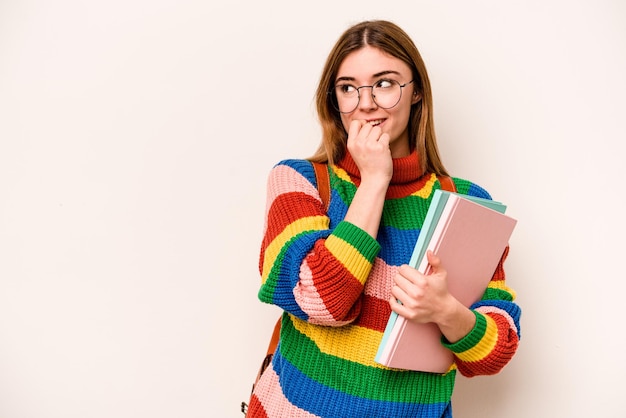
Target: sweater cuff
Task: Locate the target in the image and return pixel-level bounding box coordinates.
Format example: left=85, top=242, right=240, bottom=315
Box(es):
left=325, top=221, right=381, bottom=285
left=441, top=310, right=487, bottom=353
left=331, top=221, right=381, bottom=261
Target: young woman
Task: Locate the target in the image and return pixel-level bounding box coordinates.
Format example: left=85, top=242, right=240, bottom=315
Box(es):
left=248, top=20, right=521, bottom=418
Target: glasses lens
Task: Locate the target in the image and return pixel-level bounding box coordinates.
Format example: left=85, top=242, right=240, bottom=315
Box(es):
left=334, top=84, right=359, bottom=113
left=332, top=80, right=404, bottom=113
left=372, top=80, right=402, bottom=109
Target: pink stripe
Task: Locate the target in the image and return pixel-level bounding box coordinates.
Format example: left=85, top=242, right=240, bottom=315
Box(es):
left=254, top=365, right=320, bottom=418
left=294, top=259, right=356, bottom=326
left=475, top=306, right=518, bottom=334
left=264, top=164, right=320, bottom=218
left=363, top=259, right=397, bottom=300
left=266, top=163, right=395, bottom=320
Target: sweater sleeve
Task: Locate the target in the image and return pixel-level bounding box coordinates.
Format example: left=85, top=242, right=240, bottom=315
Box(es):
left=441, top=178, right=522, bottom=376
left=442, top=178, right=521, bottom=377
left=257, top=159, right=381, bottom=325
left=442, top=246, right=522, bottom=376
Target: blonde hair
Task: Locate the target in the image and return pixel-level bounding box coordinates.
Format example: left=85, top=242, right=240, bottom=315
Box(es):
left=310, top=20, right=448, bottom=176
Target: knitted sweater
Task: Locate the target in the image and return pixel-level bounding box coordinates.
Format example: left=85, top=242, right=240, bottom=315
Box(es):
left=248, top=151, right=521, bottom=418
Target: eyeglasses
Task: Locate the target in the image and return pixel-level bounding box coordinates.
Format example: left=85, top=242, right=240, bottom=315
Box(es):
left=331, top=79, right=414, bottom=114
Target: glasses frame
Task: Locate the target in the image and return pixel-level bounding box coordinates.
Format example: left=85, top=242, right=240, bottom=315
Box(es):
left=330, top=79, right=415, bottom=114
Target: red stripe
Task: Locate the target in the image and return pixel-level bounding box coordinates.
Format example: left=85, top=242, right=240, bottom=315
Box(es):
left=306, top=240, right=365, bottom=321
left=386, top=174, right=431, bottom=199
left=264, top=191, right=321, bottom=243
left=490, top=246, right=509, bottom=283
left=341, top=171, right=431, bottom=200
left=259, top=191, right=324, bottom=273
left=245, top=394, right=269, bottom=418
left=456, top=313, right=519, bottom=377
left=356, top=294, right=393, bottom=332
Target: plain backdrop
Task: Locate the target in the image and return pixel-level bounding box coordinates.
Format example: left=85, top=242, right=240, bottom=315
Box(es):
left=1, top=0, right=625, bottom=417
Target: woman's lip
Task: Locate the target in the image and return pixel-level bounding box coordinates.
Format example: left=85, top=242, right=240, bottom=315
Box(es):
left=367, top=118, right=385, bottom=126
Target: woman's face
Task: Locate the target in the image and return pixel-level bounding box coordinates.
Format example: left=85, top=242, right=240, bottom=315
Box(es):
left=334, top=46, right=420, bottom=158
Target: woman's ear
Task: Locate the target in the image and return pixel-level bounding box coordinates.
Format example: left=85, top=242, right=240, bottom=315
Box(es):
left=412, top=91, right=422, bottom=104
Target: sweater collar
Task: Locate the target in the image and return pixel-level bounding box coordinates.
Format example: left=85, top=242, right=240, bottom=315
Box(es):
left=338, top=150, right=425, bottom=185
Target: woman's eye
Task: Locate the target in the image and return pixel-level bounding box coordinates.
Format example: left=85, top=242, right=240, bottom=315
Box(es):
left=375, top=79, right=393, bottom=89
left=339, top=84, right=356, bottom=94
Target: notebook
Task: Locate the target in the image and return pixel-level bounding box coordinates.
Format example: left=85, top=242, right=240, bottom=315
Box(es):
left=375, top=191, right=517, bottom=372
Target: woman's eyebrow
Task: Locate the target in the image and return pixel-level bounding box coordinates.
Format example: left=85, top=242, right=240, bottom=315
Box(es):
left=373, top=70, right=401, bottom=78
left=335, top=70, right=402, bottom=83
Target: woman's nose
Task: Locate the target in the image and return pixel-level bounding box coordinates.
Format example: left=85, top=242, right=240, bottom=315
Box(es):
left=357, top=87, right=377, bottom=110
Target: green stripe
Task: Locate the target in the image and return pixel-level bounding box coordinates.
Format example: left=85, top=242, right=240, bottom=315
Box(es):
left=449, top=178, right=473, bottom=195
left=442, top=310, right=487, bottom=352
left=332, top=221, right=381, bottom=263
left=333, top=177, right=357, bottom=206
left=382, top=195, right=431, bottom=229
left=482, top=287, right=514, bottom=302
left=280, top=317, right=455, bottom=403
left=258, top=231, right=308, bottom=303
left=259, top=223, right=381, bottom=303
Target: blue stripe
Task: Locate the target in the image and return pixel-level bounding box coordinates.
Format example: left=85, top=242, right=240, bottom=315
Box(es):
left=272, top=230, right=331, bottom=320
left=377, top=225, right=419, bottom=266
left=466, top=183, right=492, bottom=199
left=326, top=190, right=343, bottom=229
left=273, top=347, right=450, bottom=418
left=473, top=299, right=522, bottom=339
left=277, top=159, right=317, bottom=184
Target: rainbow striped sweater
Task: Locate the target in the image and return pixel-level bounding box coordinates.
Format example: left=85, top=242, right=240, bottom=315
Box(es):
left=248, top=151, right=521, bottom=418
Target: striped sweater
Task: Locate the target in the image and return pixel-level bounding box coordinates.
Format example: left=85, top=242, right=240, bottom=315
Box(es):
left=248, top=151, right=521, bottom=418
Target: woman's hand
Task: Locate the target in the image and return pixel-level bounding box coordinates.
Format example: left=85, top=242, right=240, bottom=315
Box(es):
left=346, top=119, right=393, bottom=184
left=390, top=251, right=476, bottom=343
left=342, top=120, right=392, bottom=238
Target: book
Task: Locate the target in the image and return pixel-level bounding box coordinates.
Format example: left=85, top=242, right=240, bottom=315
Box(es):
left=375, top=191, right=507, bottom=365
left=375, top=190, right=517, bottom=373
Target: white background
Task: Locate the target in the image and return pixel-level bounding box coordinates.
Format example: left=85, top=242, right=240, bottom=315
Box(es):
left=1, top=1, right=624, bottom=417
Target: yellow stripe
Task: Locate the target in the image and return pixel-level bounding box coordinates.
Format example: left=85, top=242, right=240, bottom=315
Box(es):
left=290, top=315, right=389, bottom=369
left=486, top=281, right=517, bottom=299
left=324, top=235, right=370, bottom=285
left=333, top=167, right=438, bottom=200
left=455, top=315, right=499, bottom=362
left=411, top=173, right=437, bottom=198
left=330, top=165, right=351, bottom=183
left=261, top=215, right=329, bottom=283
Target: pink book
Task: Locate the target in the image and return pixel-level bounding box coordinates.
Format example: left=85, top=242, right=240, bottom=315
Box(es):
left=376, top=192, right=517, bottom=372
